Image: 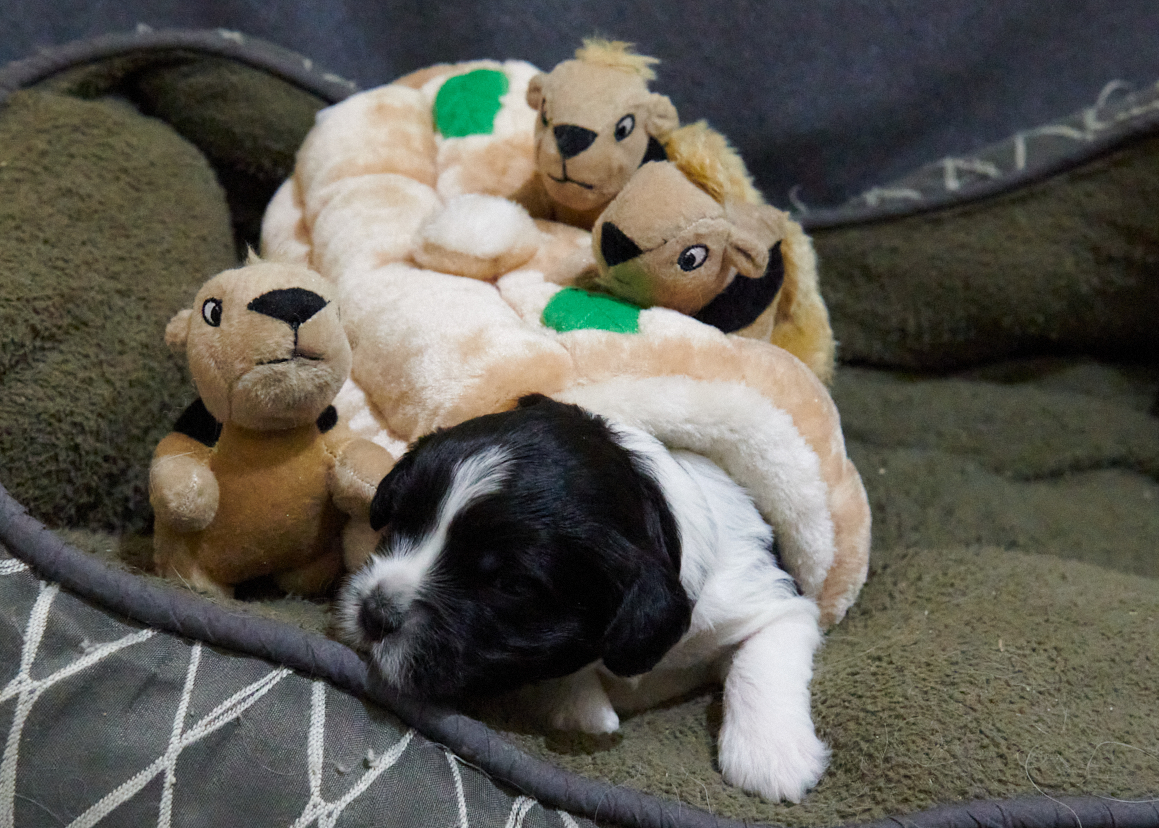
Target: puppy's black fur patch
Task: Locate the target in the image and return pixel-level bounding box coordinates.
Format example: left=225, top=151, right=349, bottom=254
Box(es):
left=362, top=394, right=691, bottom=700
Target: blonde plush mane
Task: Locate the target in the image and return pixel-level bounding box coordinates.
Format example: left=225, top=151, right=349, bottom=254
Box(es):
left=575, top=38, right=660, bottom=81
left=665, top=120, right=764, bottom=205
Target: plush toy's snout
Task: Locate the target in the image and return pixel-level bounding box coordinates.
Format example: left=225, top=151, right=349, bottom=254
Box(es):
left=598, top=221, right=644, bottom=267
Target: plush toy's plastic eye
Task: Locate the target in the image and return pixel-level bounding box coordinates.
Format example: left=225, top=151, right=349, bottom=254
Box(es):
left=541, top=104, right=548, bottom=127
left=614, top=114, right=635, bottom=141
left=202, top=298, right=223, bottom=327
left=677, top=245, right=709, bottom=272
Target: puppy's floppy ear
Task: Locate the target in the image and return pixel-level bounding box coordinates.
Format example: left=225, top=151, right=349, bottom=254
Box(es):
left=602, top=565, right=691, bottom=677
left=601, top=449, right=691, bottom=676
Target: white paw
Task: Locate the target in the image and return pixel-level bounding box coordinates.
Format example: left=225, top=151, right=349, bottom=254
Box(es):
left=549, top=695, right=620, bottom=735
left=718, top=715, right=829, bottom=803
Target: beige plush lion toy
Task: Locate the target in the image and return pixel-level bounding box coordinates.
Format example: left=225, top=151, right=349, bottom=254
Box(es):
left=149, top=258, right=391, bottom=599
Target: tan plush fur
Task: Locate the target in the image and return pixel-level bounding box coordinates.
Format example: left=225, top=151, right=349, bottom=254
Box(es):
left=150, top=261, right=392, bottom=598
left=260, top=58, right=868, bottom=624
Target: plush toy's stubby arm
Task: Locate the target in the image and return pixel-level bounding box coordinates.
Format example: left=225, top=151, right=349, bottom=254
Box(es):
left=327, top=436, right=395, bottom=520
left=149, top=432, right=219, bottom=533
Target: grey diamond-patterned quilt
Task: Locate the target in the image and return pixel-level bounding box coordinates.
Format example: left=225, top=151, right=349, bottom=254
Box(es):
left=0, top=549, right=592, bottom=828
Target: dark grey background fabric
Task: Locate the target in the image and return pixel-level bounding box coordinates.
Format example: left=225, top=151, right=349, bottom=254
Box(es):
left=3, top=0, right=1159, bottom=209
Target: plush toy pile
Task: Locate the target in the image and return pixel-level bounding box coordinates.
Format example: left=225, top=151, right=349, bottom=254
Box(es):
left=249, top=40, right=869, bottom=629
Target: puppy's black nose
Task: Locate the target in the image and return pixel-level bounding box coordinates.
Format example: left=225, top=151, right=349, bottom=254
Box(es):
left=247, top=287, right=328, bottom=332
left=599, top=221, right=644, bottom=268
left=359, top=589, right=405, bottom=641
left=554, top=124, right=598, bottom=159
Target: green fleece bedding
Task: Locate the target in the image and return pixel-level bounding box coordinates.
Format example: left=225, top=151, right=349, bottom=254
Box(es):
left=1, top=48, right=1156, bottom=828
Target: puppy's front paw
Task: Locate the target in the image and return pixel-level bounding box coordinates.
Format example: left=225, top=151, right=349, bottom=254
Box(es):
left=718, top=714, right=828, bottom=803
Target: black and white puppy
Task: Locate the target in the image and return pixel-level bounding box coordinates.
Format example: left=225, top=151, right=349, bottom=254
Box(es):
left=337, top=394, right=827, bottom=802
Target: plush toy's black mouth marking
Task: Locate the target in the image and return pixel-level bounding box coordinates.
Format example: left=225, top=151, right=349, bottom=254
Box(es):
left=547, top=171, right=594, bottom=190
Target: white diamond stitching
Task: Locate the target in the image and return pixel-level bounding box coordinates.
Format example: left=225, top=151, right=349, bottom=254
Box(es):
left=65, top=648, right=290, bottom=828
left=0, top=582, right=156, bottom=828
left=291, top=680, right=415, bottom=828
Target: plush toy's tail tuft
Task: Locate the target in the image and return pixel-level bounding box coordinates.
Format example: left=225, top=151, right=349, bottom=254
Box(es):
left=665, top=121, right=764, bottom=206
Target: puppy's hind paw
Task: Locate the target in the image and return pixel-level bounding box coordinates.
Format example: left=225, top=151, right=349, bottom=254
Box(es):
left=523, top=668, right=621, bottom=735
left=718, top=719, right=829, bottom=803
left=549, top=695, right=620, bottom=735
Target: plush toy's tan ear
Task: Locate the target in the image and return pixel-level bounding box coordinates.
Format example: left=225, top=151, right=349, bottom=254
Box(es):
left=526, top=73, right=546, bottom=110
left=164, top=308, right=193, bottom=354
left=723, top=201, right=785, bottom=279
left=644, top=93, right=679, bottom=138
left=724, top=226, right=771, bottom=280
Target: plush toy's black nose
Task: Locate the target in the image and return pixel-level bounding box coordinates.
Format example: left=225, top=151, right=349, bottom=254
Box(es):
left=554, top=124, right=598, bottom=159
left=359, top=588, right=405, bottom=641
left=599, top=221, right=644, bottom=268
left=247, top=287, right=328, bottom=332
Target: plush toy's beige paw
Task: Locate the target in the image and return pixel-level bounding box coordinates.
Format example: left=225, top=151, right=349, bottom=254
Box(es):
left=149, top=453, right=219, bottom=533
left=341, top=517, right=381, bottom=573
left=330, top=437, right=395, bottom=518
left=411, top=194, right=543, bottom=280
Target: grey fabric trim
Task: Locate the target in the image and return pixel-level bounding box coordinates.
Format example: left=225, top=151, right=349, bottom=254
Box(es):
left=0, top=26, right=358, bottom=106
left=800, top=81, right=1159, bottom=230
